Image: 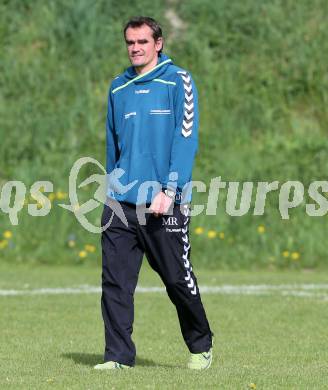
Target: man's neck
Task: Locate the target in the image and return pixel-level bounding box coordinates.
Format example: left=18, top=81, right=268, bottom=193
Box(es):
left=134, top=55, right=159, bottom=75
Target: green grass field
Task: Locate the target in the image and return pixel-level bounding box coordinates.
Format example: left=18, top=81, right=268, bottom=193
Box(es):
left=1, top=263, right=327, bottom=389
left=2, top=3, right=328, bottom=386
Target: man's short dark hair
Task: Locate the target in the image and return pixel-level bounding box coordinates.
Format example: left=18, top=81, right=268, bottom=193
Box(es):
left=123, top=16, right=163, bottom=53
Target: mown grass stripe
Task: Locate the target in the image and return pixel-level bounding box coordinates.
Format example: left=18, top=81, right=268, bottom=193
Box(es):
left=1, top=284, right=328, bottom=299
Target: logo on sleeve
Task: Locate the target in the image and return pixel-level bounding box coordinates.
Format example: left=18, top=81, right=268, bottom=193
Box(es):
left=177, top=71, right=194, bottom=137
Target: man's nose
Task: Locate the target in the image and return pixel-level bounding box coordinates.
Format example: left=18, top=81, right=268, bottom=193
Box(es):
left=132, top=43, right=141, bottom=52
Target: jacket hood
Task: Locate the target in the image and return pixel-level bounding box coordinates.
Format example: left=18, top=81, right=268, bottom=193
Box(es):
left=123, top=53, right=173, bottom=83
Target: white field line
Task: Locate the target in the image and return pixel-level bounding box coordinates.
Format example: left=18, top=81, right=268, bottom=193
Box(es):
left=0, top=284, right=328, bottom=300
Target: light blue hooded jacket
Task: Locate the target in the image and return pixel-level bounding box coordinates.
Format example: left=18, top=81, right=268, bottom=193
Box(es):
left=106, top=53, right=199, bottom=205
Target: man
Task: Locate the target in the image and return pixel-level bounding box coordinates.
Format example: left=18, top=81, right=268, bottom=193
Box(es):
left=95, top=16, right=213, bottom=370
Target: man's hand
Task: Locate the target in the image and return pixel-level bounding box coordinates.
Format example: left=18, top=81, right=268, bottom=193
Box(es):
left=149, top=191, right=174, bottom=217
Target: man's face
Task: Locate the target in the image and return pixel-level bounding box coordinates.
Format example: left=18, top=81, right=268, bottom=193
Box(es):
left=125, top=24, right=163, bottom=69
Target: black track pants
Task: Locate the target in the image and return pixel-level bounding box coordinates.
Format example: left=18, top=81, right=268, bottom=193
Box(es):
left=101, top=200, right=213, bottom=366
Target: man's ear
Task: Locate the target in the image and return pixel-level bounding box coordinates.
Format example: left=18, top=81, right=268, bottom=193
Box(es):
left=156, top=37, right=164, bottom=52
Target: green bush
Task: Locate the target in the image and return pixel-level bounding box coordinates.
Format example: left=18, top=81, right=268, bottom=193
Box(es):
left=1, top=0, right=327, bottom=269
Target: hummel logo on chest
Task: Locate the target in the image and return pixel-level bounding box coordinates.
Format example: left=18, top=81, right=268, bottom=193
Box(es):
left=135, top=89, right=150, bottom=94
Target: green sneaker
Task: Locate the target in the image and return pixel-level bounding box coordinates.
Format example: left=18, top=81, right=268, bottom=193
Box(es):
left=187, top=349, right=212, bottom=370
left=94, top=361, right=133, bottom=370
left=187, top=337, right=214, bottom=371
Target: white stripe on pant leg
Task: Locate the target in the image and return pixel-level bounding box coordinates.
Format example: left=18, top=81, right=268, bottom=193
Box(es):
left=180, top=210, right=197, bottom=295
